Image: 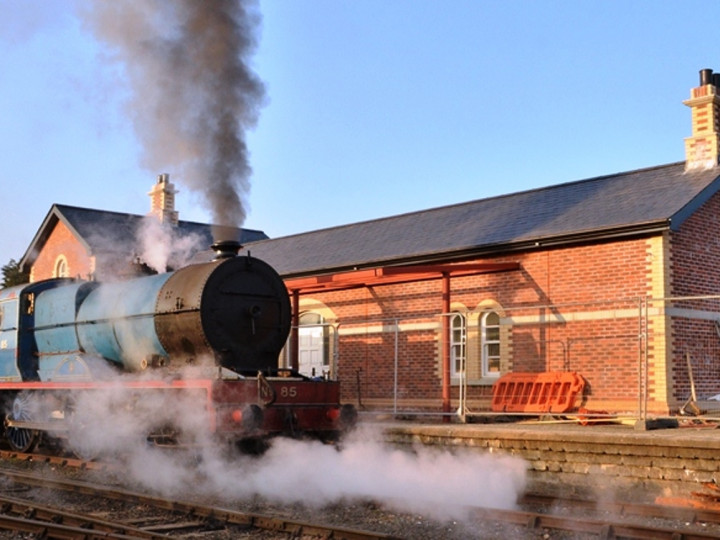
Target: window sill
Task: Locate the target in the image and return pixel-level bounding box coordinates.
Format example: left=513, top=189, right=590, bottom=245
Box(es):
left=450, top=377, right=500, bottom=387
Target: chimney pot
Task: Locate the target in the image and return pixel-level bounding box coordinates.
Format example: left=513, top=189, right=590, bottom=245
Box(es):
left=700, top=68, right=714, bottom=86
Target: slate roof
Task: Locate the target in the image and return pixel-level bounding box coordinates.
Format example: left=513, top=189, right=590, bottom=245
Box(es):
left=20, top=204, right=267, bottom=269
left=243, top=162, right=720, bottom=277
left=23, top=162, right=720, bottom=278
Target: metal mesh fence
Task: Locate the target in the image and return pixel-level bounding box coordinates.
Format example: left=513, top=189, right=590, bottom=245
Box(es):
left=286, top=294, right=720, bottom=420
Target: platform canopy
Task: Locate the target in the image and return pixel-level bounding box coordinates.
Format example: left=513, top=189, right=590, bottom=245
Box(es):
left=284, top=262, right=520, bottom=293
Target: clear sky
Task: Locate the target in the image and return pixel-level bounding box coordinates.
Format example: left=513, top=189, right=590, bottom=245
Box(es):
left=0, top=1, right=717, bottom=266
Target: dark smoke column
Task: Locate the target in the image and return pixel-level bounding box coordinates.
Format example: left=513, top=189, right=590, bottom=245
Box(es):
left=80, top=0, right=265, bottom=239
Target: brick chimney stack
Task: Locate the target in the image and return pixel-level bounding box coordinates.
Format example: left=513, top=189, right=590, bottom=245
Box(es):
left=148, top=173, right=179, bottom=225
left=684, top=69, right=720, bottom=170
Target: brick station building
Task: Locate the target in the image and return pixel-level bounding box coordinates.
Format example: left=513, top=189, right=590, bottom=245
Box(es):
left=19, top=70, right=720, bottom=417
left=21, top=174, right=267, bottom=282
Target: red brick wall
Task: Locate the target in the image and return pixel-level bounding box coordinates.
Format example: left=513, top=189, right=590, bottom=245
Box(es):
left=668, top=192, right=720, bottom=404
left=31, top=221, right=93, bottom=281
left=298, top=237, right=652, bottom=411
left=671, top=193, right=720, bottom=297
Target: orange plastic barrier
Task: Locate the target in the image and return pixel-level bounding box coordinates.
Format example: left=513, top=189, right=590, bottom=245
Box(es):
left=491, top=372, right=585, bottom=413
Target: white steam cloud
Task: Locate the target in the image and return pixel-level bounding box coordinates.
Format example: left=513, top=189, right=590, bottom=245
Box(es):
left=136, top=216, right=205, bottom=273
left=239, top=434, right=527, bottom=521
left=65, top=371, right=527, bottom=525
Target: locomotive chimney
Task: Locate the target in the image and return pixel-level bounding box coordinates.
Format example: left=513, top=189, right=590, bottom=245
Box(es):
left=211, top=240, right=241, bottom=260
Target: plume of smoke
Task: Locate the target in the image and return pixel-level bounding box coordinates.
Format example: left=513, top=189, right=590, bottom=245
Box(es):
left=65, top=378, right=527, bottom=526
left=78, top=1, right=265, bottom=236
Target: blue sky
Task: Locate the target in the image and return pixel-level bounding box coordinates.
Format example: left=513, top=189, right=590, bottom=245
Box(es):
left=0, top=1, right=716, bottom=265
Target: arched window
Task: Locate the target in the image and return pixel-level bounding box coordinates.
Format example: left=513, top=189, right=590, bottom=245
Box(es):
left=53, top=256, right=68, bottom=278
left=450, top=312, right=466, bottom=377
left=481, top=311, right=501, bottom=377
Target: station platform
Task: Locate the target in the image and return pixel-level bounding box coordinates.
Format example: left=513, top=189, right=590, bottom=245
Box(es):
left=376, top=416, right=720, bottom=504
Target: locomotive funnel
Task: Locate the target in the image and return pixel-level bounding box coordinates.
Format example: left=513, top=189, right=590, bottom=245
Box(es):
left=211, top=240, right=241, bottom=259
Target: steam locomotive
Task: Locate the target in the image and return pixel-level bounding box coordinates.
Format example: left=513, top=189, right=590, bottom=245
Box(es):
left=0, top=242, right=356, bottom=455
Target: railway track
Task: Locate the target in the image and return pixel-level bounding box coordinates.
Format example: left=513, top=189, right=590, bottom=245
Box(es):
left=0, top=468, right=402, bottom=539
left=2, top=450, right=720, bottom=539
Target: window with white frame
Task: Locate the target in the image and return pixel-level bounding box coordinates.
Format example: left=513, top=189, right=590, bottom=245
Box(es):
left=450, top=312, right=466, bottom=377
left=481, top=311, right=501, bottom=377
left=298, top=312, right=329, bottom=378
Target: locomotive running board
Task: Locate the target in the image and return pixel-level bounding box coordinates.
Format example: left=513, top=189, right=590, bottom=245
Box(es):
left=4, top=419, right=68, bottom=432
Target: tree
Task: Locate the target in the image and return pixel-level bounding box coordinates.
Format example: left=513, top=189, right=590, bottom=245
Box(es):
left=2, top=259, right=29, bottom=288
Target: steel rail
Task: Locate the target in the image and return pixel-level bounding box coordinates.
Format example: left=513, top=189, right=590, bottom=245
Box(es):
left=474, top=506, right=720, bottom=540
left=0, top=492, right=167, bottom=539
left=522, top=493, right=720, bottom=526
left=0, top=513, right=145, bottom=539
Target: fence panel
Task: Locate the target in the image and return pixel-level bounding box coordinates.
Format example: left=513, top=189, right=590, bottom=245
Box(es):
left=335, top=316, right=441, bottom=415
left=649, top=295, right=720, bottom=417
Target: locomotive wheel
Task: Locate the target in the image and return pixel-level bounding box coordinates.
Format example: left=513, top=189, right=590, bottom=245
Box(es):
left=5, top=393, right=41, bottom=453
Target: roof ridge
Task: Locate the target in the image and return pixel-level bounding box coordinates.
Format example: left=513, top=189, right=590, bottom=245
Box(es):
left=53, top=203, right=264, bottom=233
left=267, top=161, right=687, bottom=242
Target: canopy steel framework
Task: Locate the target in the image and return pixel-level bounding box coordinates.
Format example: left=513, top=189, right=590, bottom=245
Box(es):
left=284, top=262, right=521, bottom=414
